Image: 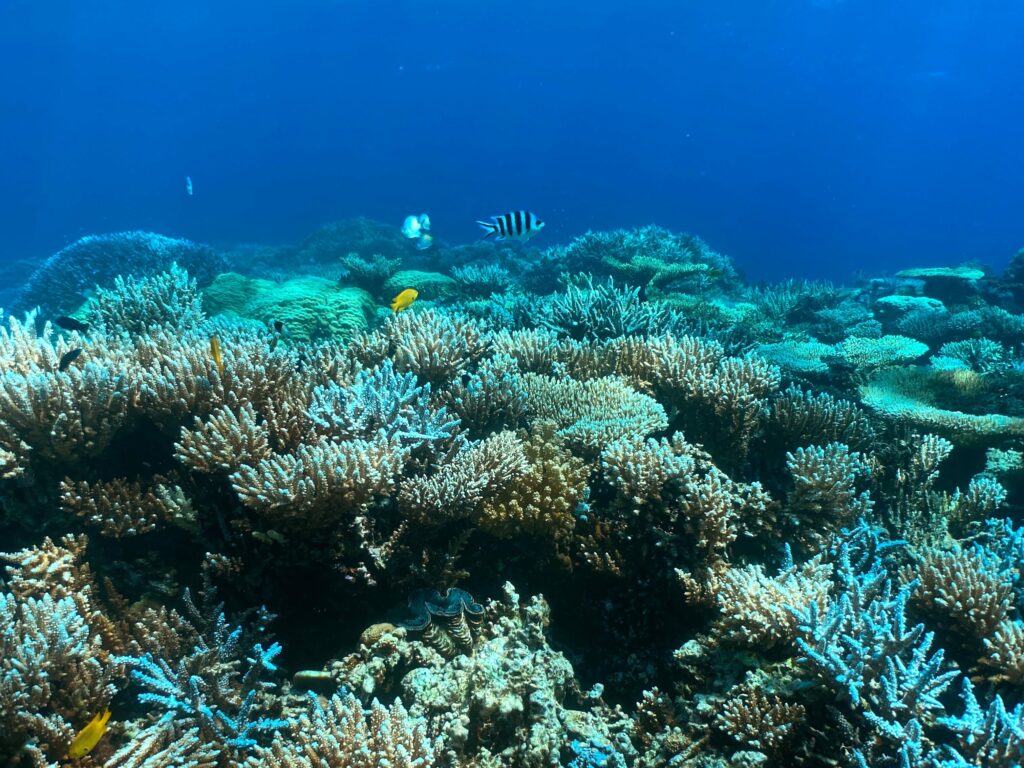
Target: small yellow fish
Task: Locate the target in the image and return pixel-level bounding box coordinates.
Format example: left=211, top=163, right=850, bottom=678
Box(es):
left=390, top=288, right=418, bottom=313
left=210, top=336, right=225, bottom=377
left=67, top=709, right=111, bottom=758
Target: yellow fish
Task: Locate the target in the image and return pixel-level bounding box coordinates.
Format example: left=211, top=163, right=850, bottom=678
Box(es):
left=210, top=335, right=225, bottom=378
left=390, top=288, right=418, bottom=313
left=67, top=709, right=111, bottom=758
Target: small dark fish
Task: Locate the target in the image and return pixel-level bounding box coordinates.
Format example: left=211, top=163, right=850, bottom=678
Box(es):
left=273, top=320, right=284, bottom=333
left=477, top=210, right=545, bottom=242
left=54, top=316, right=89, bottom=333
left=58, top=348, right=83, bottom=372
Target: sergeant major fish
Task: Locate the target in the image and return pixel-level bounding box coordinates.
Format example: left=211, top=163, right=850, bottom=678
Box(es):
left=476, top=210, right=544, bottom=241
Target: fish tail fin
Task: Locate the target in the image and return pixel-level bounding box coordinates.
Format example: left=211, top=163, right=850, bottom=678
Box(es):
left=476, top=220, right=497, bottom=240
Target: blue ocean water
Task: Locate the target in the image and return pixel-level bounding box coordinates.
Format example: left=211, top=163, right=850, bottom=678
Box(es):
left=2, top=0, right=1023, bottom=280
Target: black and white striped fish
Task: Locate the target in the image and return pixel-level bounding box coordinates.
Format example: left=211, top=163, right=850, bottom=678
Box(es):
left=476, top=211, right=545, bottom=241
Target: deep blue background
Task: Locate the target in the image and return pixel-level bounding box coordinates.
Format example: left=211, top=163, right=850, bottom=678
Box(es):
left=2, top=0, right=1022, bottom=281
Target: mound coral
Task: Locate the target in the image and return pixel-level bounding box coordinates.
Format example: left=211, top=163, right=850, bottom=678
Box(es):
left=14, top=231, right=227, bottom=317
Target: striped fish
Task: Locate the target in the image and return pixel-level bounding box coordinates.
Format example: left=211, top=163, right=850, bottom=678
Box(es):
left=476, top=210, right=545, bottom=241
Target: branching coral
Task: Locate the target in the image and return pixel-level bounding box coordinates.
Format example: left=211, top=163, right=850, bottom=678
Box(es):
left=230, top=434, right=404, bottom=524
left=784, top=442, right=874, bottom=550
left=175, top=400, right=274, bottom=475
left=713, top=683, right=806, bottom=753
left=353, top=309, right=488, bottom=385
left=539, top=275, right=669, bottom=340
left=902, top=544, right=1015, bottom=647
left=708, top=556, right=832, bottom=649
left=600, top=433, right=697, bottom=512
left=308, top=360, right=459, bottom=449
left=440, top=354, right=528, bottom=438
left=59, top=476, right=197, bottom=537
left=111, top=596, right=288, bottom=768
left=476, top=424, right=588, bottom=543
left=768, top=385, right=876, bottom=451
left=398, top=431, right=528, bottom=523
left=257, top=692, right=437, bottom=768
left=86, top=263, right=205, bottom=334
left=517, top=372, right=668, bottom=457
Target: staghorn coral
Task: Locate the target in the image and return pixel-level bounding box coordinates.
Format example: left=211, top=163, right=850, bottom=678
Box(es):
left=257, top=692, right=437, bottom=768
left=788, top=523, right=961, bottom=767
left=110, top=595, right=289, bottom=768
left=679, top=355, right=782, bottom=465
left=938, top=679, right=1024, bottom=767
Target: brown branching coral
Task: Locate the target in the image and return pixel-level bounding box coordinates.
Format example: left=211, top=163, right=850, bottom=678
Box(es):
left=353, top=308, right=489, bottom=385
left=784, top=442, right=873, bottom=550
left=902, top=545, right=1014, bottom=645
left=59, top=477, right=197, bottom=537
left=768, top=385, right=876, bottom=451
left=885, top=433, right=1007, bottom=544
left=976, top=619, right=1024, bottom=686
left=1, top=536, right=119, bottom=763
left=175, top=399, right=274, bottom=475
left=676, top=465, right=772, bottom=605
left=713, top=683, right=806, bottom=753
left=708, top=558, right=832, bottom=649
left=517, top=372, right=668, bottom=457
left=257, top=692, right=437, bottom=768
left=0, top=313, right=133, bottom=465
left=600, top=433, right=697, bottom=512
left=231, top=434, right=404, bottom=524
left=476, top=423, right=588, bottom=544
left=86, top=262, right=205, bottom=334
left=398, top=431, right=528, bottom=523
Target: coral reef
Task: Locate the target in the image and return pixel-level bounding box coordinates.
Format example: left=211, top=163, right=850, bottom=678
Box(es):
left=5, top=220, right=1024, bottom=767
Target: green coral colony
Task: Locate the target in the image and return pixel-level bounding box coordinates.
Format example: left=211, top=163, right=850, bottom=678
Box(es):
left=5, top=219, right=1024, bottom=767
